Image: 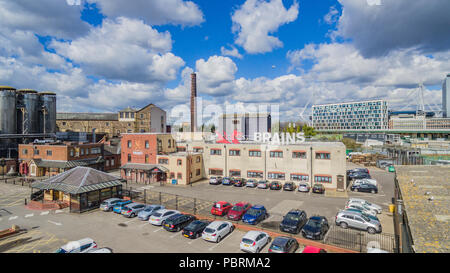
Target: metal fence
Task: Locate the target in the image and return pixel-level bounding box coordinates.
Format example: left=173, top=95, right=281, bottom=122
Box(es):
left=122, top=187, right=399, bottom=253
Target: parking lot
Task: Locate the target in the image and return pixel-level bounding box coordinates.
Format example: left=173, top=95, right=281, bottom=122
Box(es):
left=0, top=163, right=396, bottom=253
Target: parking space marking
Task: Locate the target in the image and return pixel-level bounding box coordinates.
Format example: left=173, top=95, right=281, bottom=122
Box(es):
left=55, top=210, right=64, bottom=214
left=47, top=220, right=62, bottom=226
left=169, top=232, right=179, bottom=238
left=153, top=227, right=163, bottom=233
left=40, top=211, right=49, bottom=216
left=8, top=216, right=18, bottom=221
left=25, top=213, right=34, bottom=218
left=123, top=218, right=138, bottom=224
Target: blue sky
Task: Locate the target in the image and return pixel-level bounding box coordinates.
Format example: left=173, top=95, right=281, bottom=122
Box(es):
left=0, top=0, right=449, bottom=122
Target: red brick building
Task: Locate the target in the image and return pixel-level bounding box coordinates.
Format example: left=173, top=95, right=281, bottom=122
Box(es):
left=18, top=142, right=104, bottom=177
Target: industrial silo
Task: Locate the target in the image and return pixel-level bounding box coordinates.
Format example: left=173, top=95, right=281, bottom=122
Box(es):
left=39, top=92, right=57, bottom=134
left=17, top=89, right=40, bottom=134
left=0, top=86, right=17, bottom=138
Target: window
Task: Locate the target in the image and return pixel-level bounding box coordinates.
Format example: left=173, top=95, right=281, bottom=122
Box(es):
left=127, top=140, right=132, bottom=148
left=85, top=149, right=89, bottom=155
left=106, top=160, right=110, bottom=167
left=170, top=173, right=175, bottom=179
left=111, top=159, right=114, bottom=166
left=140, top=114, right=144, bottom=119
left=229, top=170, right=241, bottom=177
left=90, top=148, right=101, bottom=154
left=247, top=171, right=263, bottom=179
left=177, top=146, right=186, bottom=152
left=127, top=154, right=131, bottom=162
left=196, top=169, right=200, bottom=176
left=22, top=149, right=28, bottom=155
left=70, top=149, right=74, bottom=157
left=292, top=151, right=306, bottom=159
left=106, top=122, right=109, bottom=126
left=80, top=149, right=84, bottom=156
left=270, top=151, right=283, bottom=158
left=196, top=156, right=201, bottom=163
left=177, top=159, right=182, bottom=166
left=62, top=122, right=66, bottom=126
left=46, top=150, right=52, bottom=156
left=291, top=174, right=309, bottom=182
left=168, top=139, right=171, bottom=148
left=229, top=149, right=240, bottom=156
left=210, top=149, right=222, bottom=155
left=120, top=112, right=124, bottom=118
left=131, top=113, right=135, bottom=118
left=193, top=147, right=203, bottom=153
left=125, top=112, right=129, bottom=118
left=177, top=173, right=182, bottom=179
left=158, top=158, right=168, bottom=164
left=268, top=172, right=285, bottom=180
left=314, top=175, right=332, bottom=183
left=145, top=141, right=149, bottom=149
left=316, top=152, right=331, bottom=160
left=209, top=169, right=223, bottom=176
left=34, top=149, right=39, bottom=155
left=249, top=150, right=261, bottom=157
left=145, top=154, right=149, bottom=163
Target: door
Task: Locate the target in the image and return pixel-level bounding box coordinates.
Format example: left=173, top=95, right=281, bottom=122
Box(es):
left=53, top=190, right=59, bottom=201
left=337, top=175, right=344, bottom=191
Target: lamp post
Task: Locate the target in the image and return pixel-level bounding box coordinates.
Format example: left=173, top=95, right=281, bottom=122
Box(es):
left=0, top=159, right=5, bottom=180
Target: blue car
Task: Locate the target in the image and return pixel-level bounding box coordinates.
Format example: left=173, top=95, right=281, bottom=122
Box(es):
left=112, top=200, right=133, bottom=214
left=242, top=205, right=268, bottom=225
left=222, top=177, right=233, bottom=186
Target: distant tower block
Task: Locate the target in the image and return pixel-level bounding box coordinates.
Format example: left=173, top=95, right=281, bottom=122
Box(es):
left=191, top=73, right=197, bottom=132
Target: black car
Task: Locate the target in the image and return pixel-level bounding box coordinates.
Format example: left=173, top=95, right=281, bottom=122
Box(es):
left=268, top=236, right=299, bottom=253
left=233, top=178, right=247, bottom=187
left=301, top=216, right=329, bottom=240
left=351, top=183, right=378, bottom=194
left=349, top=172, right=371, bottom=180
left=182, top=220, right=211, bottom=239
left=312, top=183, right=325, bottom=194
left=163, top=214, right=197, bottom=232
left=269, top=181, right=282, bottom=190
left=283, top=182, right=296, bottom=191
left=279, top=210, right=308, bottom=234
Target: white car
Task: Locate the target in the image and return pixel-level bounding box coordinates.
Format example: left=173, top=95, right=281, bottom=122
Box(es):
left=240, top=231, right=270, bottom=253
left=347, top=198, right=382, bottom=214
left=202, top=221, right=234, bottom=243
left=345, top=203, right=378, bottom=217
left=87, top=247, right=113, bottom=253
left=55, top=238, right=97, bottom=253
left=149, top=209, right=180, bottom=226
left=353, top=179, right=377, bottom=187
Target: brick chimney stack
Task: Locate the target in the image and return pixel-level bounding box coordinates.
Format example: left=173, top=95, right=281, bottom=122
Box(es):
left=190, top=73, right=197, bottom=132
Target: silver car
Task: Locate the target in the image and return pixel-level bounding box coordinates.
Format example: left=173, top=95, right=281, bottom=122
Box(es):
left=335, top=210, right=382, bottom=234
left=99, top=198, right=122, bottom=212
left=138, top=205, right=165, bottom=221
left=344, top=203, right=378, bottom=217
left=347, top=198, right=382, bottom=214
left=121, top=203, right=147, bottom=218
left=149, top=209, right=180, bottom=226
left=240, top=231, right=270, bottom=253
left=257, top=180, right=269, bottom=189
left=202, top=221, right=234, bottom=243
left=297, top=183, right=310, bottom=192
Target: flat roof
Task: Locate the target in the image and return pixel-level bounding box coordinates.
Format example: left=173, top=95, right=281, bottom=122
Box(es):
left=395, top=165, right=450, bottom=253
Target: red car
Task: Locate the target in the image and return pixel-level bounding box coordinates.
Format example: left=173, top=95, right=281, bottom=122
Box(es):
left=302, top=246, right=327, bottom=253
left=211, top=201, right=233, bottom=216
left=227, top=202, right=251, bottom=221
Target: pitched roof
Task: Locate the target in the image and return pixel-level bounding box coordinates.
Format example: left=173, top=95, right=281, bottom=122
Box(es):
left=31, top=157, right=104, bottom=169
left=120, top=163, right=169, bottom=172
left=31, top=166, right=123, bottom=194
left=57, top=113, right=118, bottom=121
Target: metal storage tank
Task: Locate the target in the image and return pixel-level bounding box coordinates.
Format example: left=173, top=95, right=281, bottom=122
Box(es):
left=0, top=86, right=17, bottom=136
left=39, top=92, right=57, bottom=134
left=17, top=89, right=40, bottom=134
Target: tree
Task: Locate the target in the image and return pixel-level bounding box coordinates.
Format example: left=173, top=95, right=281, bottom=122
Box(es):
left=302, top=125, right=316, bottom=137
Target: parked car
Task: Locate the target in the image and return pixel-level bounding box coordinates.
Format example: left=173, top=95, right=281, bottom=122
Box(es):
left=55, top=238, right=97, bottom=253
left=268, top=236, right=299, bottom=253
left=283, top=182, right=296, bottom=191
left=222, top=177, right=233, bottom=186
left=343, top=208, right=379, bottom=222
left=242, top=205, right=268, bottom=225
left=202, top=221, right=234, bottom=243
left=257, top=180, right=269, bottom=189
left=301, top=246, right=327, bottom=253
left=100, top=198, right=122, bottom=212
left=351, top=183, right=378, bottom=194
left=269, top=181, right=282, bottom=190
left=163, top=214, right=197, bottom=232
left=297, top=183, right=310, bottom=193
left=353, top=168, right=370, bottom=174
left=87, top=247, right=113, bottom=253
left=347, top=198, right=382, bottom=214
left=349, top=172, right=371, bottom=180
left=345, top=203, right=378, bottom=217
left=312, top=183, right=325, bottom=194
left=112, top=200, right=133, bottom=214
left=137, top=204, right=165, bottom=221
left=246, top=179, right=258, bottom=188
left=121, top=203, right=147, bottom=218
left=233, top=178, right=247, bottom=187
left=240, top=231, right=270, bottom=253
left=301, top=216, right=329, bottom=240
left=182, top=220, right=211, bottom=239
left=227, top=202, right=251, bottom=221
left=279, top=209, right=308, bottom=234
left=149, top=209, right=180, bottom=226
left=209, top=176, right=223, bottom=185
left=211, top=201, right=233, bottom=216
left=335, top=210, right=382, bottom=234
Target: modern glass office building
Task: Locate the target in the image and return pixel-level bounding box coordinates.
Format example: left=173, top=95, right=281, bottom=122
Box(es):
left=312, top=100, right=389, bottom=131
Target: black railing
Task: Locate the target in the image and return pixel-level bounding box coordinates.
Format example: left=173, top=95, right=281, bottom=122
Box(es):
left=122, top=187, right=399, bottom=253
